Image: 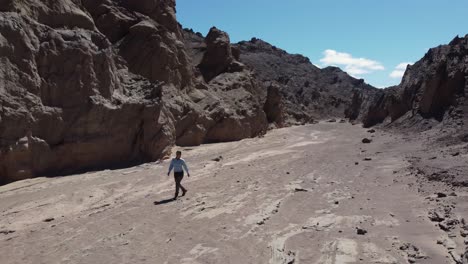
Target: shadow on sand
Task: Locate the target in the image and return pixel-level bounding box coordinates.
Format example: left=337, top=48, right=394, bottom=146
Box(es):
left=154, top=198, right=176, bottom=205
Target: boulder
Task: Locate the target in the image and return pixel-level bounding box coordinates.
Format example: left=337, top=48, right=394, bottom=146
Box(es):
left=198, top=27, right=244, bottom=82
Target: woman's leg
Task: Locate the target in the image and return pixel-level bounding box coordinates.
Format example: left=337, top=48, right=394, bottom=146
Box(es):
left=174, top=173, right=182, bottom=198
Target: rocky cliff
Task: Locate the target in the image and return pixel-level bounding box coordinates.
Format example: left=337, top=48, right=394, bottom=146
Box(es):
left=352, top=35, right=468, bottom=132
left=0, top=0, right=269, bottom=184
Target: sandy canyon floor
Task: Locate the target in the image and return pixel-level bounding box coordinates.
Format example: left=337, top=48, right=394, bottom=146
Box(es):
left=1, top=122, right=467, bottom=264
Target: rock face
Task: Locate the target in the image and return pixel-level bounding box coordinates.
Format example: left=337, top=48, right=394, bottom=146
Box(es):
left=263, top=84, right=285, bottom=127
left=403, top=36, right=467, bottom=121
left=174, top=27, right=268, bottom=145
left=352, top=35, right=468, bottom=129
left=0, top=1, right=179, bottom=184
left=346, top=86, right=403, bottom=127
left=0, top=0, right=268, bottom=184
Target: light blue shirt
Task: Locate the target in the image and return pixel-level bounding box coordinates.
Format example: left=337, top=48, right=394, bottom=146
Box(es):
left=168, top=158, right=189, bottom=174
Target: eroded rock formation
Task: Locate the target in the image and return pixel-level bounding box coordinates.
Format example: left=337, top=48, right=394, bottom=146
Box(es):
left=0, top=0, right=268, bottom=184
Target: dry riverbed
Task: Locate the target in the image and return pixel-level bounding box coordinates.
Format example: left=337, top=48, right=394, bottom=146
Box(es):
left=1, top=122, right=467, bottom=264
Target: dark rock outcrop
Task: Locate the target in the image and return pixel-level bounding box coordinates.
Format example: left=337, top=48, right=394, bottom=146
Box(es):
left=353, top=35, right=468, bottom=130
left=234, top=38, right=377, bottom=125
left=198, top=27, right=244, bottom=82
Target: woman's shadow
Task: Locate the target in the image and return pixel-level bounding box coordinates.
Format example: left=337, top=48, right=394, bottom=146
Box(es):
left=153, top=197, right=176, bottom=205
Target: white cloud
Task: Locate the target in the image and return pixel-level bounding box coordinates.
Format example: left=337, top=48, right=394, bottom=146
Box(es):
left=395, top=62, right=412, bottom=70
left=319, top=49, right=385, bottom=76
left=345, top=66, right=370, bottom=76
left=389, top=70, right=405, bottom=79
left=389, top=62, right=412, bottom=79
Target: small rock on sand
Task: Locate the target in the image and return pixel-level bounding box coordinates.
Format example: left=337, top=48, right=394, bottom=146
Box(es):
left=439, top=222, right=450, bottom=232
left=428, top=211, right=445, bottom=222
left=212, top=156, right=223, bottom=162
left=356, top=227, right=367, bottom=235
left=294, top=188, right=308, bottom=192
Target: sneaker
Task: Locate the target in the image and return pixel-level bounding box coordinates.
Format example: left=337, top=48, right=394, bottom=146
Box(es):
left=182, top=189, right=187, bottom=197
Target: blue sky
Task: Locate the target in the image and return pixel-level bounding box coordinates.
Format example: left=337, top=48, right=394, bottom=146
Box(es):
left=176, top=0, right=468, bottom=88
